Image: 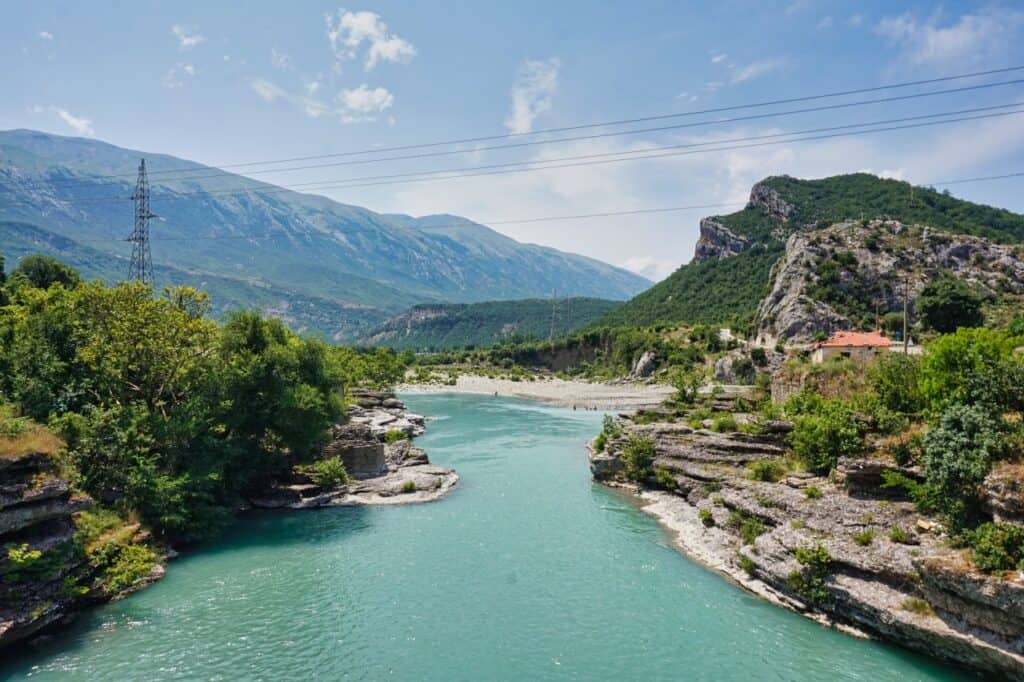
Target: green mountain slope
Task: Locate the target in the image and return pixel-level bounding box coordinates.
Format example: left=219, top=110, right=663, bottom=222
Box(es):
left=359, top=297, right=621, bottom=350
left=594, top=173, right=1024, bottom=330
left=0, top=129, right=650, bottom=338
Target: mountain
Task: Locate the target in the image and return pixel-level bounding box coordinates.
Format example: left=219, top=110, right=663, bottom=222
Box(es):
left=359, top=297, right=621, bottom=350
left=594, top=173, right=1024, bottom=330
left=0, top=129, right=650, bottom=339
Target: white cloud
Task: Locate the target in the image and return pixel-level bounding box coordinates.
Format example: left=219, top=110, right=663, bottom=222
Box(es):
left=816, top=16, right=833, bottom=30
left=163, top=63, right=196, bottom=88
left=271, top=48, right=291, bottom=70
left=710, top=52, right=727, bottom=64
left=504, top=58, right=560, bottom=134
left=876, top=7, right=1024, bottom=66
left=731, top=58, right=786, bottom=83
left=349, top=107, right=1024, bottom=284
left=325, top=9, right=416, bottom=70
left=305, top=77, right=322, bottom=95
left=38, top=31, right=53, bottom=40
left=30, top=105, right=95, bottom=136
left=785, top=0, right=810, bottom=15
left=250, top=78, right=391, bottom=123
left=171, top=24, right=205, bottom=50
left=848, top=14, right=864, bottom=28
left=338, top=84, right=394, bottom=120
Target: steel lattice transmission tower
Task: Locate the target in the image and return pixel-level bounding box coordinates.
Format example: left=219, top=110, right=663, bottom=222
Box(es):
left=127, top=159, right=157, bottom=284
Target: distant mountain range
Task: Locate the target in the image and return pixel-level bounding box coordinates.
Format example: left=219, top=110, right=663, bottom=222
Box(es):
left=594, top=173, right=1024, bottom=330
left=359, top=297, right=621, bottom=350
left=0, top=129, right=650, bottom=339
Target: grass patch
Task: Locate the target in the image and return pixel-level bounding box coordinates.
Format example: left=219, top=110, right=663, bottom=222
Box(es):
left=888, top=526, right=910, bottom=544
left=900, top=597, right=935, bottom=617
left=748, top=460, right=785, bottom=482
left=401, top=480, right=416, bottom=494
left=698, top=509, right=715, bottom=527
left=738, top=554, right=756, bottom=574
left=853, top=529, right=875, bottom=546
left=383, top=430, right=409, bottom=444
left=802, top=485, right=823, bottom=500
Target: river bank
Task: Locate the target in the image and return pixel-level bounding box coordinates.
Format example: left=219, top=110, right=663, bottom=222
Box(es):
left=592, top=414, right=1024, bottom=679
left=398, top=374, right=674, bottom=410
left=1, top=394, right=966, bottom=681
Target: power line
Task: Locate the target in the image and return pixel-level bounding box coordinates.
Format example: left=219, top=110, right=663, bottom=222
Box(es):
left=17, top=75, right=1024, bottom=192
left=11, top=102, right=1023, bottom=207
left=60, top=166, right=1024, bottom=246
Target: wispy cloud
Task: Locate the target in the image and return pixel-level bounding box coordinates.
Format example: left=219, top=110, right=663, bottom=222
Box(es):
left=325, top=9, right=416, bottom=70
left=30, top=105, right=95, bottom=136
left=848, top=14, right=864, bottom=28
left=504, top=58, right=560, bottom=134
left=249, top=77, right=391, bottom=124
left=816, top=16, right=833, bottom=30
left=876, top=7, right=1024, bottom=66
left=731, top=58, right=786, bottom=83
left=271, top=48, right=291, bottom=70
left=163, top=63, right=196, bottom=89
left=37, top=31, right=53, bottom=41
left=171, top=24, right=205, bottom=50
left=710, top=52, right=728, bottom=64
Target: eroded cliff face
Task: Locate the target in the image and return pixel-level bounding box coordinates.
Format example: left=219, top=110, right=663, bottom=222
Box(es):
left=692, top=182, right=795, bottom=262
left=591, top=410, right=1024, bottom=679
left=754, top=220, right=1024, bottom=342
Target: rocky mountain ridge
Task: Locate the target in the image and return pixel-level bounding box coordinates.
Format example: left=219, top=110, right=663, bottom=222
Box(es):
left=0, top=129, right=650, bottom=339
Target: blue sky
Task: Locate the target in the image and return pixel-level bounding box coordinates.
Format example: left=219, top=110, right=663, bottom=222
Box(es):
left=3, top=1, right=1024, bottom=279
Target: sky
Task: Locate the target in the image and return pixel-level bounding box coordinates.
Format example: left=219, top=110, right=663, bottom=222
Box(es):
left=3, top=1, right=1024, bottom=280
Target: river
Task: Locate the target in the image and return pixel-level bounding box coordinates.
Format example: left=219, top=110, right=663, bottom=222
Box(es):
left=2, top=394, right=969, bottom=680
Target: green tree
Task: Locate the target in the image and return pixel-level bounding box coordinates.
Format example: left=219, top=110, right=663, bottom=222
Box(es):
left=786, top=394, right=862, bottom=473
left=916, top=274, right=985, bottom=333
left=9, top=254, right=80, bottom=290
left=869, top=353, right=924, bottom=414
left=920, top=328, right=1017, bottom=413
left=922, top=403, right=1002, bottom=528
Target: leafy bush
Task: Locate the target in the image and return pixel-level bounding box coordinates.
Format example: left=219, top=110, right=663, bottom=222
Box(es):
left=698, top=509, right=715, bottom=527
left=803, top=485, right=823, bottom=500
left=655, top=467, right=677, bottom=490
left=711, top=414, right=738, bottom=433
left=738, top=554, right=756, bottom=574
left=870, top=353, right=924, bottom=415
left=305, top=457, right=350, bottom=489
left=105, top=544, right=157, bottom=591
left=670, top=368, right=704, bottom=405
left=748, top=459, right=785, bottom=482
left=788, top=543, right=832, bottom=603
left=922, top=403, right=1001, bottom=527
left=3, top=543, right=65, bottom=583
left=969, top=522, right=1024, bottom=572
left=786, top=395, right=862, bottom=473
left=739, top=517, right=766, bottom=545
left=384, top=430, right=409, bottom=444
left=593, top=414, right=622, bottom=453
left=620, top=436, right=656, bottom=482
left=400, top=480, right=417, bottom=494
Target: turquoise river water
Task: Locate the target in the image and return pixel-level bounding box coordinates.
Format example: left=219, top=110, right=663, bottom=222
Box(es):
left=2, top=394, right=971, bottom=680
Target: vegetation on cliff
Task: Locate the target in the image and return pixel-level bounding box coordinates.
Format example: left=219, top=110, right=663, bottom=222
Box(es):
left=592, top=173, right=1024, bottom=331
left=0, top=254, right=407, bottom=542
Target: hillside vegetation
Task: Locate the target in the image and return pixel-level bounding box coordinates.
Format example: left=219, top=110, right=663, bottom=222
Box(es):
left=593, top=173, right=1024, bottom=331
left=360, top=298, right=620, bottom=350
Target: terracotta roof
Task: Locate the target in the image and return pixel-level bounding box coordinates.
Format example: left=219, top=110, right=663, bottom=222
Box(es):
left=815, top=330, right=890, bottom=348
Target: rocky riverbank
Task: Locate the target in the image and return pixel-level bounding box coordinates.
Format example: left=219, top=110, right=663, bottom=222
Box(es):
left=249, top=391, right=458, bottom=509
left=591, top=407, right=1024, bottom=679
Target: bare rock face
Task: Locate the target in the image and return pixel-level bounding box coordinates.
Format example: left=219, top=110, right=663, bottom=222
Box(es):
left=693, top=218, right=753, bottom=262
left=917, top=554, right=1024, bottom=640
left=755, top=220, right=1024, bottom=342
left=627, top=351, right=658, bottom=380
left=982, top=465, right=1024, bottom=525
left=748, top=182, right=796, bottom=220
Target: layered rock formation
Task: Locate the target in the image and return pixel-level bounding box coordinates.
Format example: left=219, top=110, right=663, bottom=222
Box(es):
left=250, top=392, right=457, bottom=509
left=591, top=411, right=1024, bottom=678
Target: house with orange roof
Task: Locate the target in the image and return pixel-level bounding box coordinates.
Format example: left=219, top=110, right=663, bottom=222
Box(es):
left=811, top=330, right=891, bottom=364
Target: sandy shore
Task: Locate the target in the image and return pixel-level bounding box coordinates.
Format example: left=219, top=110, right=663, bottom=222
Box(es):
left=398, top=375, right=674, bottom=410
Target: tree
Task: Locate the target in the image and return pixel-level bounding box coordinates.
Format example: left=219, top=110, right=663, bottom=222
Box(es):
left=670, top=367, right=704, bottom=404
left=922, top=403, right=1001, bottom=528
left=869, top=353, right=924, bottom=414
left=9, top=254, right=80, bottom=290
left=916, top=274, right=984, bottom=333
left=920, top=328, right=1017, bottom=413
